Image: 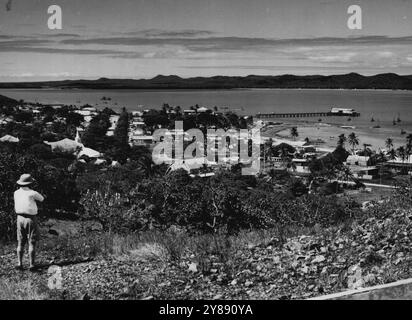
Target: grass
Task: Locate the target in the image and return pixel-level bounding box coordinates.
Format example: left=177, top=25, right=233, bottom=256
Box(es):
left=0, top=279, right=47, bottom=300
left=33, top=222, right=326, bottom=271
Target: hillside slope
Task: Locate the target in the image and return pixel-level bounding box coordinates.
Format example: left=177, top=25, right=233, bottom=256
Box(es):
left=0, top=94, right=18, bottom=107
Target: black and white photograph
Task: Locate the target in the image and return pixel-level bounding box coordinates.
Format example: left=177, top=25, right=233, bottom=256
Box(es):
left=0, top=0, right=412, bottom=306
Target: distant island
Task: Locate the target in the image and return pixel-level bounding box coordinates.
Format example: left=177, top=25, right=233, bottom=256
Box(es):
left=1, top=73, right=412, bottom=90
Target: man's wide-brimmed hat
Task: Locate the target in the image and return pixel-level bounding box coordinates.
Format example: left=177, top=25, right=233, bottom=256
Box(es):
left=16, top=174, right=34, bottom=186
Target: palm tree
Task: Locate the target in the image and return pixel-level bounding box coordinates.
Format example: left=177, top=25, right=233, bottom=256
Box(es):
left=290, top=127, right=298, bottom=141
left=385, top=137, right=393, bottom=151
left=130, top=146, right=160, bottom=178
left=262, top=141, right=273, bottom=170
left=387, top=148, right=397, bottom=161
left=397, top=145, right=408, bottom=175
left=161, top=103, right=170, bottom=114
left=348, top=132, right=360, bottom=155
left=376, top=150, right=387, bottom=163
left=375, top=150, right=388, bottom=184
left=174, top=105, right=182, bottom=117
left=362, top=143, right=368, bottom=153
left=406, top=134, right=412, bottom=154
left=397, top=146, right=407, bottom=164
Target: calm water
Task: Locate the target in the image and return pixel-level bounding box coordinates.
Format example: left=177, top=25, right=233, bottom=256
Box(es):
left=1, top=88, right=411, bottom=130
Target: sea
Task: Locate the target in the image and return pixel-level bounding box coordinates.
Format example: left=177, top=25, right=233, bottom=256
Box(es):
left=1, top=88, right=411, bottom=148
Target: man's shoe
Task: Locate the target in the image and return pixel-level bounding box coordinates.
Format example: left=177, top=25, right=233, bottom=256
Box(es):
left=15, top=265, right=24, bottom=271
left=28, top=266, right=37, bottom=272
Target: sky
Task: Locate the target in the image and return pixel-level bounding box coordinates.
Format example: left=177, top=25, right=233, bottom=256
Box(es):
left=0, top=0, right=412, bottom=81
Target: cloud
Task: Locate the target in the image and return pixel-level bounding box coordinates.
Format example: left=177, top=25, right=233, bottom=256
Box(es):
left=1, top=32, right=412, bottom=75
left=5, top=72, right=74, bottom=79
left=0, top=38, right=121, bottom=55
left=60, top=35, right=412, bottom=51
left=0, top=46, right=121, bottom=55
left=118, top=29, right=217, bottom=38
left=181, top=65, right=352, bottom=70
left=0, top=35, right=15, bottom=39
left=307, top=52, right=358, bottom=63
left=0, top=39, right=52, bottom=46
left=37, top=33, right=81, bottom=38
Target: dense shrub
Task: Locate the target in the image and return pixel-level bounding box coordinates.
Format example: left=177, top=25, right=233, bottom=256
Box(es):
left=78, top=169, right=362, bottom=235
left=365, top=179, right=412, bottom=220
left=275, top=194, right=360, bottom=227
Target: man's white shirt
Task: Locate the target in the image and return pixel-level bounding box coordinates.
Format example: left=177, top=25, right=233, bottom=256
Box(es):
left=14, top=187, right=44, bottom=215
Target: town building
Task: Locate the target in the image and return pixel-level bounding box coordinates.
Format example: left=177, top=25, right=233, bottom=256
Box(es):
left=0, top=134, right=19, bottom=143
left=385, top=155, right=412, bottom=175
left=129, top=135, right=154, bottom=147
left=289, top=158, right=312, bottom=175
left=345, top=155, right=378, bottom=180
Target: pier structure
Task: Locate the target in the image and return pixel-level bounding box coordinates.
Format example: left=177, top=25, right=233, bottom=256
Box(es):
left=255, top=111, right=360, bottom=119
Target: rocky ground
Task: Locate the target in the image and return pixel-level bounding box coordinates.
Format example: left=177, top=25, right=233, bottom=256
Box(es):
left=0, top=210, right=411, bottom=300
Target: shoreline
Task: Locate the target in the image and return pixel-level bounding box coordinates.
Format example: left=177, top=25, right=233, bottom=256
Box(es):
left=262, top=119, right=409, bottom=151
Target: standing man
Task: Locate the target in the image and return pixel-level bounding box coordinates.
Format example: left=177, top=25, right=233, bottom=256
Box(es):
left=14, top=174, right=44, bottom=271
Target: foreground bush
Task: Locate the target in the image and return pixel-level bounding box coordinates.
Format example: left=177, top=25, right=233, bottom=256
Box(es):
left=78, top=169, right=362, bottom=234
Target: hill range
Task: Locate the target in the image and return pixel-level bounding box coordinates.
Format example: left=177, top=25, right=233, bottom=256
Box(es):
left=1, top=73, right=412, bottom=90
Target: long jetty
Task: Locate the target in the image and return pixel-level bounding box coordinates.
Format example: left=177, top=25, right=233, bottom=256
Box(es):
left=255, top=111, right=360, bottom=119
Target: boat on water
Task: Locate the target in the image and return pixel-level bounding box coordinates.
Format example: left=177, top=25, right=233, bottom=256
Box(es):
left=341, top=125, right=356, bottom=129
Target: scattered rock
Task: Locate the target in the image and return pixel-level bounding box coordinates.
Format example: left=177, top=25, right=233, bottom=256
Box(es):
left=363, top=273, right=376, bottom=285
left=312, top=255, right=326, bottom=264
left=347, top=265, right=364, bottom=289
left=188, top=262, right=198, bottom=273
left=46, top=219, right=83, bottom=237
left=245, top=280, right=253, bottom=287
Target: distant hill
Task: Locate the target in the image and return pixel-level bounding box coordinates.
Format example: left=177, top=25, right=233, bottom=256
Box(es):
left=0, top=94, right=18, bottom=106
left=1, top=73, right=412, bottom=90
